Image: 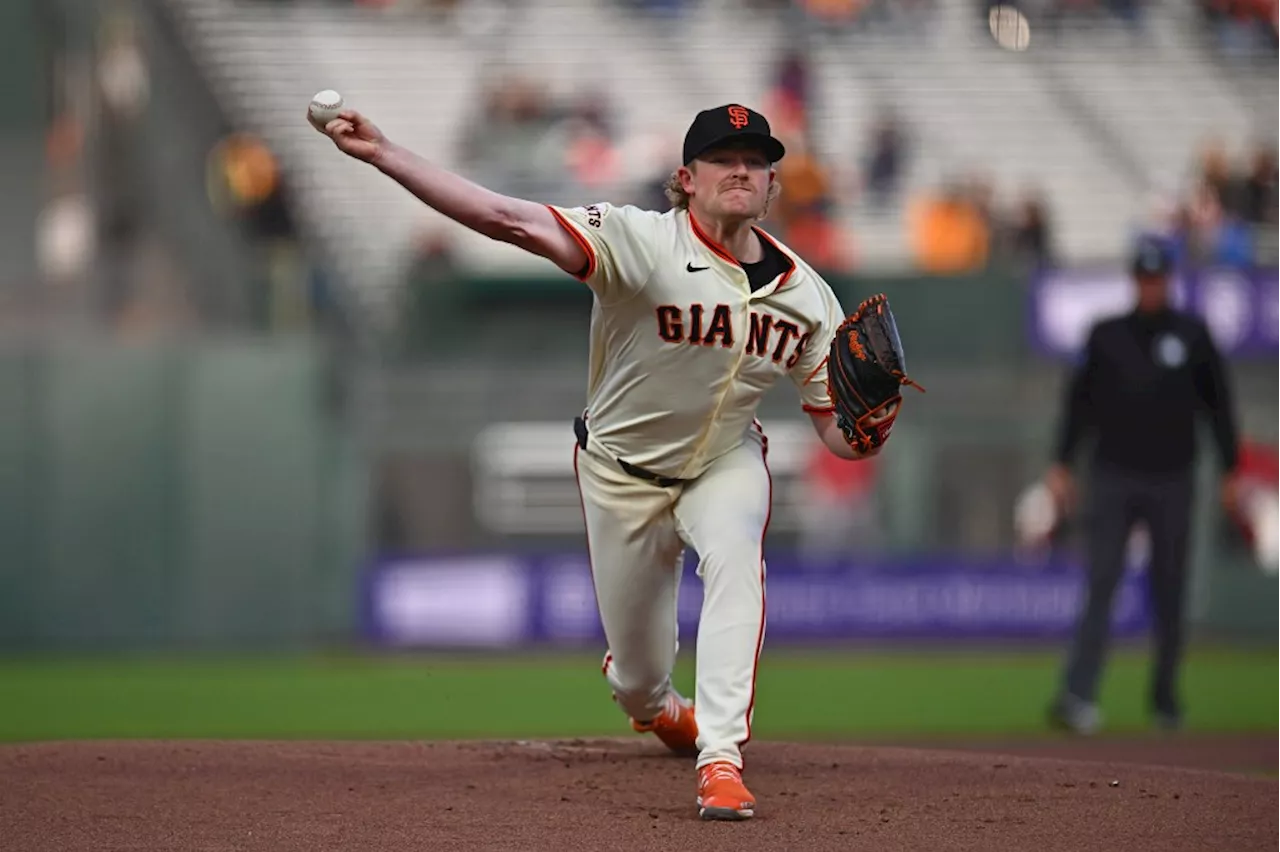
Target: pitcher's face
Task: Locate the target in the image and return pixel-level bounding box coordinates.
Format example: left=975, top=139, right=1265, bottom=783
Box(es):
left=681, top=143, right=774, bottom=223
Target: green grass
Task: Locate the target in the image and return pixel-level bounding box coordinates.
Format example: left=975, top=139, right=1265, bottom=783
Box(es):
left=2, top=646, right=1274, bottom=743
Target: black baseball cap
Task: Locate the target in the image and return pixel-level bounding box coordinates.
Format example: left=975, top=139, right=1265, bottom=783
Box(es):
left=1131, top=235, right=1174, bottom=277
left=682, top=104, right=786, bottom=166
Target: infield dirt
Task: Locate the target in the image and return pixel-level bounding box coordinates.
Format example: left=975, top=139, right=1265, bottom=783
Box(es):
left=3, top=736, right=1274, bottom=851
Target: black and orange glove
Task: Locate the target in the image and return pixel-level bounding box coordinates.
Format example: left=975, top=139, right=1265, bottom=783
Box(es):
left=826, top=293, right=924, bottom=453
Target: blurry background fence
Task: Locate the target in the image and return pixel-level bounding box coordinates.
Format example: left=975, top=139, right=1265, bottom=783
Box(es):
left=0, top=338, right=365, bottom=650
left=0, top=280, right=1273, bottom=649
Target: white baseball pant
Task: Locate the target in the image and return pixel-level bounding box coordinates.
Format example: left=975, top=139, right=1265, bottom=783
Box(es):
left=573, top=423, right=770, bottom=770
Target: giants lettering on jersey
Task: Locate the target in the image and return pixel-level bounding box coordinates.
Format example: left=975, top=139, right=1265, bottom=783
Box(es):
left=655, top=305, right=811, bottom=368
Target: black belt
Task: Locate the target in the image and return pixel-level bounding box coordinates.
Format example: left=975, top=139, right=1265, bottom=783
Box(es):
left=574, top=416, right=687, bottom=487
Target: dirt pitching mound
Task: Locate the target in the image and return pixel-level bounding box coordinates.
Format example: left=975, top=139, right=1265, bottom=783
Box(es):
left=3, top=739, right=1274, bottom=852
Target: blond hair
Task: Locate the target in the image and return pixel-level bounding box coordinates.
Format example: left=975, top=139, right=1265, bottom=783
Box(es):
left=662, top=167, right=781, bottom=222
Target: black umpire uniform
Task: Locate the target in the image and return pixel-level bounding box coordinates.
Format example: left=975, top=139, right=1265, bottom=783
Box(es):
left=1046, top=237, right=1240, bottom=734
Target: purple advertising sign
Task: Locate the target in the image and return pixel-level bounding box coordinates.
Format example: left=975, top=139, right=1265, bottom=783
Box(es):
left=1029, top=266, right=1279, bottom=360
left=360, top=552, right=1150, bottom=648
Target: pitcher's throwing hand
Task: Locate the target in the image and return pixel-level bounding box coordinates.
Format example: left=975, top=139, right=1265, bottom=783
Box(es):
left=310, top=108, right=385, bottom=164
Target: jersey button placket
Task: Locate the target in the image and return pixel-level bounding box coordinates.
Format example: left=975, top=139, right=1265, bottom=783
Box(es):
left=680, top=291, right=749, bottom=477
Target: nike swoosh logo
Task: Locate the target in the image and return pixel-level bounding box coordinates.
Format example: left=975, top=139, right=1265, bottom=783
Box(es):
left=686, top=263, right=710, bottom=272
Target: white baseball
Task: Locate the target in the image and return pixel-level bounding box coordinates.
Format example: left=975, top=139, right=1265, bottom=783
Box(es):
left=308, top=89, right=344, bottom=130
left=988, top=5, right=1031, bottom=52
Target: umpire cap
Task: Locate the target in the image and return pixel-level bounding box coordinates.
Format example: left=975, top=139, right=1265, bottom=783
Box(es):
left=682, top=104, right=787, bottom=166
left=1131, top=235, right=1175, bottom=277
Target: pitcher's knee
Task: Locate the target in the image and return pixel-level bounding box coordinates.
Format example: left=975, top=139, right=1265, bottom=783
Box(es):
left=609, top=673, right=671, bottom=720
left=697, top=546, right=765, bottom=590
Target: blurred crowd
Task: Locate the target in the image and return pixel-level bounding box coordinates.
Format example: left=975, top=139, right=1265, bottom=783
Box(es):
left=410, top=47, right=888, bottom=277
left=1152, top=141, right=1279, bottom=269
left=341, top=0, right=1278, bottom=292
left=354, top=0, right=940, bottom=34
left=908, top=175, right=1056, bottom=275
left=401, top=42, right=928, bottom=281
left=979, top=0, right=1151, bottom=36
left=979, top=0, right=1277, bottom=57
left=1196, top=0, right=1279, bottom=59
left=421, top=46, right=1060, bottom=281
left=33, top=1, right=344, bottom=340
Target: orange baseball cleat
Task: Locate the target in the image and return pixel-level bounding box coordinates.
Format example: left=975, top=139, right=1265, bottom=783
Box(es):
left=630, top=692, right=699, bottom=756
left=696, top=761, right=756, bottom=821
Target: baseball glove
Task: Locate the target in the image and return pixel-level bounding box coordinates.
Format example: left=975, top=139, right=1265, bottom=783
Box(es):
left=826, top=293, right=924, bottom=453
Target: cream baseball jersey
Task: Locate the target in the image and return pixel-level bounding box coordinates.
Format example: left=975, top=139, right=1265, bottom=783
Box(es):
left=548, top=202, right=846, bottom=480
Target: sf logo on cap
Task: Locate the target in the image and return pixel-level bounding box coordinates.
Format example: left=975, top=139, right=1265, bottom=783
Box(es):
left=727, top=106, right=750, bottom=128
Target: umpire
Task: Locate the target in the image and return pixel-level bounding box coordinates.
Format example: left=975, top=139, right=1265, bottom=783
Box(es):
left=1044, top=235, right=1241, bottom=735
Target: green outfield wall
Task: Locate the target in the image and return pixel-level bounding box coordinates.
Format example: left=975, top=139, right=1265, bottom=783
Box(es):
left=0, top=338, right=366, bottom=650
left=0, top=265, right=1274, bottom=650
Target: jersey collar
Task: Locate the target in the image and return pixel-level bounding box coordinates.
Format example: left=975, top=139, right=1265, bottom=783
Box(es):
left=751, top=226, right=798, bottom=297
left=686, top=210, right=797, bottom=294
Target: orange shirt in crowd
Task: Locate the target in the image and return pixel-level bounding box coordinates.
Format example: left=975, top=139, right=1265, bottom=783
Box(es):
left=800, top=0, right=867, bottom=22
left=775, top=151, right=832, bottom=221
left=783, top=211, right=854, bottom=273
left=908, top=194, right=989, bottom=273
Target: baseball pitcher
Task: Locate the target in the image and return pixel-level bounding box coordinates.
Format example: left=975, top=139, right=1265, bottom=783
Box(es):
left=314, top=101, right=919, bottom=820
